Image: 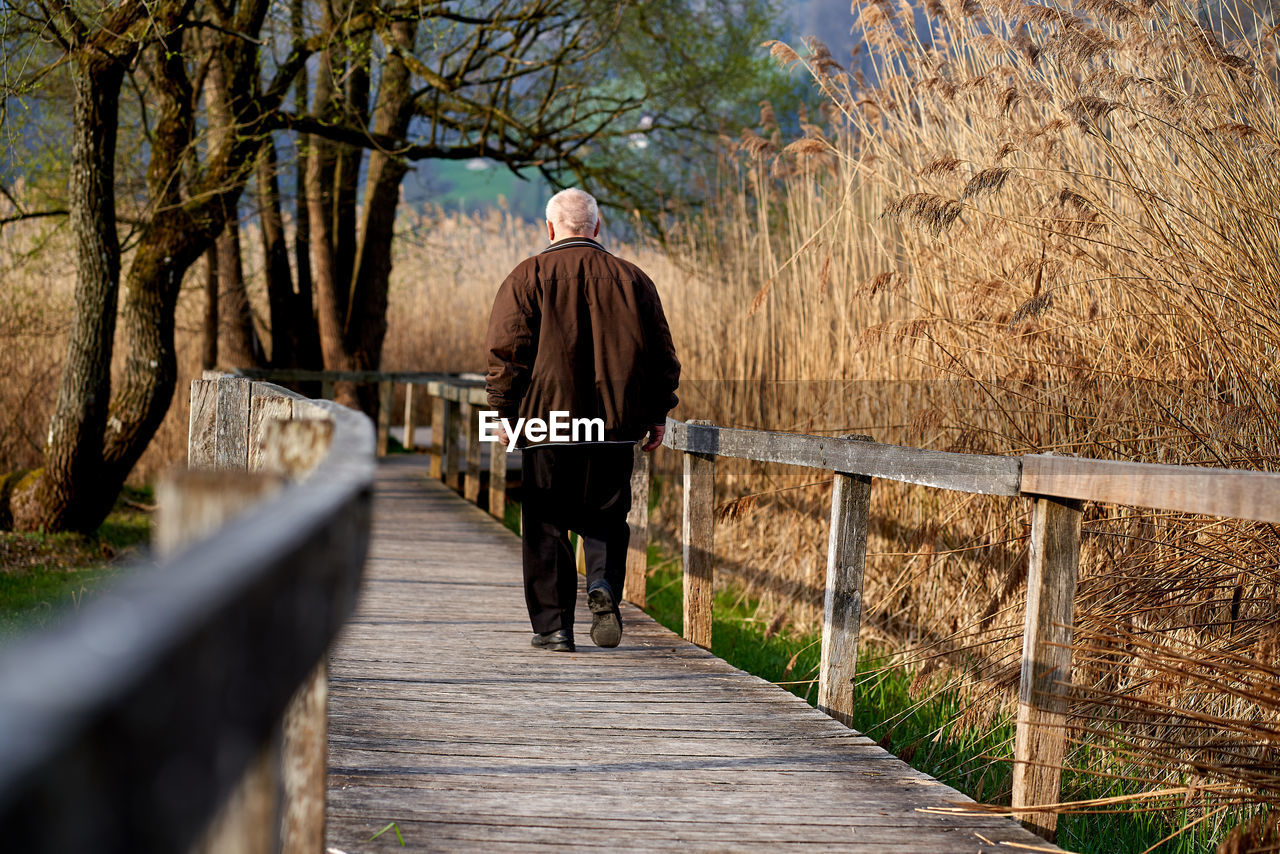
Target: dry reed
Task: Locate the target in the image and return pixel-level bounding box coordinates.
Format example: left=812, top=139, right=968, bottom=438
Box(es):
left=639, top=0, right=1280, bottom=840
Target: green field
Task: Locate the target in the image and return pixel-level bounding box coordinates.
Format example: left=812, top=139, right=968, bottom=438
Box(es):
left=410, top=160, right=549, bottom=220
left=0, top=486, right=151, bottom=640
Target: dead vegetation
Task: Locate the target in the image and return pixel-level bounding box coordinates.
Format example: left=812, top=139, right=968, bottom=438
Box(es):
left=639, top=0, right=1280, bottom=841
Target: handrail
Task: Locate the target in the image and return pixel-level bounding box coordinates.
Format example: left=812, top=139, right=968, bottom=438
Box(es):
left=228, top=366, right=485, bottom=386
left=658, top=414, right=1280, bottom=843
left=237, top=372, right=1280, bottom=845
left=0, top=378, right=375, bottom=852
left=1022, top=453, right=1280, bottom=523
left=665, top=418, right=1022, bottom=495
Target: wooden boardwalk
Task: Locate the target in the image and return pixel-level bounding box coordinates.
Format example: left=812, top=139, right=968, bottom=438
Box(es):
left=324, top=457, right=1060, bottom=852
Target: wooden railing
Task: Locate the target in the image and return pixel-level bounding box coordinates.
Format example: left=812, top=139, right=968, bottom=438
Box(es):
left=663, top=418, right=1280, bottom=843
left=0, top=376, right=375, bottom=852
left=222, top=370, right=1280, bottom=843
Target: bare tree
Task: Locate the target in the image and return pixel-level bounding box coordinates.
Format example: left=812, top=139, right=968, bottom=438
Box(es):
left=1, top=0, right=787, bottom=531
left=6, top=0, right=308, bottom=531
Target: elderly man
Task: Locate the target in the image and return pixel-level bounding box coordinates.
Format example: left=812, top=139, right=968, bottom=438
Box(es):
left=485, top=188, right=681, bottom=652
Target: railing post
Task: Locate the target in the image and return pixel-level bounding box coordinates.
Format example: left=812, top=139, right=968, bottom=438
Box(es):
left=189, top=379, right=217, bottom=469
left=248, top=384, right=293, bottom=472
left=682, top=420, right=715, bottom=650
left=818, top=435, right=873, bottom=728
left=163, top=387, right=286, bottom=854
left=1012, top=495, right=1083, bottom=842
left=444, top=389, right=461, bottom=491
left=403, top=382, right=416, bottom=451
left=189, top=376, right=251, bottom=472
left=259, top=418, right=336, bottom=854
left=463, top=390, right=483, bottom=504
left=488, top=436, right=507, bottom=522
left=428, top=382, right=447, bottom=480
left=624, top=444, right=650, bottom=607
left=376, top=380, right=393, bottom=457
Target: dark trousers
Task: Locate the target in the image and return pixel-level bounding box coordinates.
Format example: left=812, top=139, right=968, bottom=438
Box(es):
left=521, top=443, right=634, bottom=634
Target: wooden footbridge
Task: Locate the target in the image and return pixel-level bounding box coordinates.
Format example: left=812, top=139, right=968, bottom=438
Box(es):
left=3, top=372, right=1278, bottom=852
left=323, top=457, right=1051, bottom=852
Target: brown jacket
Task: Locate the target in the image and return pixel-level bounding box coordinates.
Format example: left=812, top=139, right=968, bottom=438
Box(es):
left=485, top=237, right=680, bottom=442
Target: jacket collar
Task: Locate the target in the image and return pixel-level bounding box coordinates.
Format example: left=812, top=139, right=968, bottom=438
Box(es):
left=541, top=236, right=608, bottom=255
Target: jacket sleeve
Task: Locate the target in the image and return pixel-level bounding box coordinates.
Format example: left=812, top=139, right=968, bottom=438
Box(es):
left=636, top=272, right=681, bottom=425
left=485, top=268, right=538, bottom=420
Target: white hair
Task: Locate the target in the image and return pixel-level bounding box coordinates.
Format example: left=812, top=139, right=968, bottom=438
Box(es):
left=545, top=188, right=599, bottom=237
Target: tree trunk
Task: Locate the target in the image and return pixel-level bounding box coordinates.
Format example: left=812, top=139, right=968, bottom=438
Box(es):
left=345, top=19, right=416, bottom=419
left=289, top=0, right=321, bottom=374
left=100, top=2, right=275, bottom=512
left=206, top=43, right=263, bottom=368
left=216, top=219, right=263, bottom=367
left=306, top=2, right=358, bottom=407
left=9, top=0, right=280, bottom=532
left=10, top=52, right=127, bottom=532
left=258, top=140, right=297, bottom=367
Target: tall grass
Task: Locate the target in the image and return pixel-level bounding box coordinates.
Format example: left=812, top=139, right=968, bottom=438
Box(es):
left=641, top=0, right=1280, bottom=842
left=0, top=202, right=602, bottom=483
left=6, top=13, right=1280, bottom=834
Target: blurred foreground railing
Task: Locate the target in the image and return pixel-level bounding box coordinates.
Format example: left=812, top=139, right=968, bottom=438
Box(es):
left=0, top=375, right=375, bottom=852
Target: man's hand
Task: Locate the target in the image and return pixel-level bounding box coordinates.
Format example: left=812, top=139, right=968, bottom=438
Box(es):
left=641, top=424, right=665, bottom=452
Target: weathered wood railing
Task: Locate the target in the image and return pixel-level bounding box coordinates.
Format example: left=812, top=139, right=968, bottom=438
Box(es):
left=663, top=418, right=1280, bottom=843
left=0, top=376, right=375, bottom=852
left=217, top=370, right=1280, bottom=843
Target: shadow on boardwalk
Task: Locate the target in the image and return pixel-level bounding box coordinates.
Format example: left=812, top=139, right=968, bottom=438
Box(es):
left=325, top=457, right=1060, bottom=853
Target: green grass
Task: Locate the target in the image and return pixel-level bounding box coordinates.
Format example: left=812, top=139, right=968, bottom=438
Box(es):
left=0, top=486, right=151, bottom=640
left=640, top=553, right=1243, bottom=854
left=417, top=160, right=549, bottom=220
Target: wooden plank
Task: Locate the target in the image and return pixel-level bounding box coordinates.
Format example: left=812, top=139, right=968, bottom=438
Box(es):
left=153, top=469, right=284, bottom=559
left=624, top=444, right=650, bottom=607
left=402, top=383, right=416, bottom=451
left=376, top=380, right=394, bottom=457
left=188, top=379, right=218, bottom=470
left=280, top=663, right=326, bottom=854
left=191, top=740, right=280, bottom=854
left=247, top=385, right=293, bottom=473
left=160, top=468, right=286, bottom=854
left=462, top=398, right=483, bottom=503
left=1012, top=496, right=1083, bottom=842
left=1022, top=453, right=1280, bottom=522
left=682, top=421, right=715, bottom=650
left=818, top=437, right=873, bottom=728
left=323, top=461, right=1061, bottom=853
left=437, top=383, right=464, bottom=403
left=664, top=419, right=1021, bottom=496
left=0, top=382, right=374, bottom=854
left=259, top=419, right=335, bottom=481
left=214, top=377, right=252, bottom=471
left=487, top=438, right=507, bottom=522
